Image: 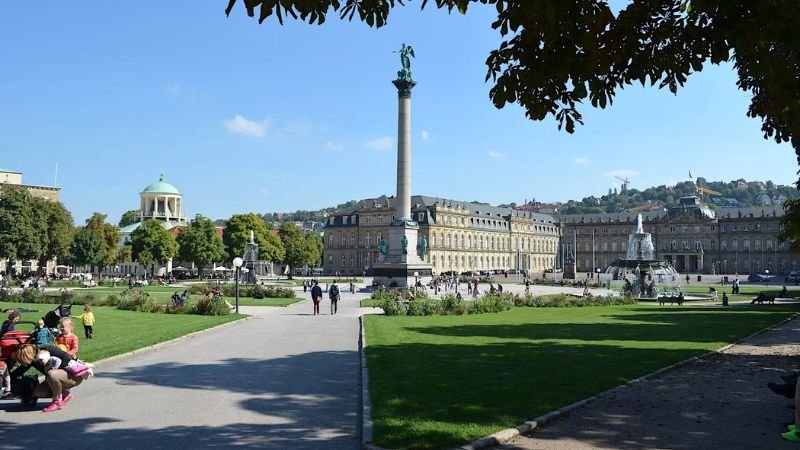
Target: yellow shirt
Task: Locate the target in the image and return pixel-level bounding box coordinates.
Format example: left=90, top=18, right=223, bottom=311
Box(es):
left=75, top=311, right=95, bottom=326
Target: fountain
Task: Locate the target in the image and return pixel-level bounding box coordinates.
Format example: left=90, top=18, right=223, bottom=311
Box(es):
left=605, top=214, right=682, bottom=299
left=241, top=230, right=273, bottom=284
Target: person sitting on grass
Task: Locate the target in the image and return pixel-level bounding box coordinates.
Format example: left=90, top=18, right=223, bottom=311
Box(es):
left=781, top=286, right=789, bottom=298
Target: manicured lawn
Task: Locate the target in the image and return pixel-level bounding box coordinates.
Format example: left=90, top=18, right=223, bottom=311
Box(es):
left=0, top=301, right=242, bottom=362
left=364, top=304, right=800, bottom=449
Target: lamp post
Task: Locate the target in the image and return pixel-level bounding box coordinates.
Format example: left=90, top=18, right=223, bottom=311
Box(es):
left=233, top=257, right=243, bottom=314
left=765, top=268, right=770, bottom=286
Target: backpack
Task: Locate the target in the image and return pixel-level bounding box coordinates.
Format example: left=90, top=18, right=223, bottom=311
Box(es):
left=330, top=285, right=339, bottom=297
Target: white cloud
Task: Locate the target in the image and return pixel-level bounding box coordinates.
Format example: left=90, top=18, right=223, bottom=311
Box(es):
left=223, top=115, right=271, bottom=138
left=488, top=150, right=505, bottom=159
left=420, top=130, right=430, bottom=141
left=605, top=169, right=639, bottom=178
left=325, top=140, right=345, bottom=152
left=364, top=136, right=393, bottom=151
left=258, top=188, right=271, bottom=196
left=166, top=84, right=181, bottom=96
left=575, top=157, right=590, bottom=166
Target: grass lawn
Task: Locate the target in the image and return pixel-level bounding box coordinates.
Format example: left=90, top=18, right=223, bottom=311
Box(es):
left=0, top=301, right=241, bottom=362
left=364, top=304, right=800, bottom=449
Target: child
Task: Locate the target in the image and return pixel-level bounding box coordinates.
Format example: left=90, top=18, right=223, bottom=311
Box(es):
left=35, top=348, right=90, bottom=379
left=1, top=311, right=20, bottom=334
left=55, top=317, right=79, bottom=358
left=33, top=319, right=54, bottom=345
left=74, top=304, right=95, bottom=339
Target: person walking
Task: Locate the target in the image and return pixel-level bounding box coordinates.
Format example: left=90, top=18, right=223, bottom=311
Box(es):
left=310, top=281, right=322, bottom=316
left=329, top=282, right=340, bottom=315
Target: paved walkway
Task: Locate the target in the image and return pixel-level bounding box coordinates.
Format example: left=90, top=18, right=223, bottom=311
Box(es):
left=497, top=316, right=800, bottom=450
left=0, top=287, right=371, bottom=450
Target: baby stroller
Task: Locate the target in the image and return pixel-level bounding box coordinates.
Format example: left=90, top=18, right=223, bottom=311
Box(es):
left=0, top=303, right=72, bottom=407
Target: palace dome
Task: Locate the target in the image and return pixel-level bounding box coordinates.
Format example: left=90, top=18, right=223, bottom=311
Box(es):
left=141, top=173, right=180, bottom=195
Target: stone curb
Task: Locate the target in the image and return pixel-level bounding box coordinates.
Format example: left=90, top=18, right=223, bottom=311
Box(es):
left=88, top=314, right=253, bottom=368
left=455, top=312, right=800, bottom=450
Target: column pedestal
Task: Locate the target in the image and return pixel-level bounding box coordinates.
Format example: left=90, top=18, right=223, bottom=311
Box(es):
left=374, top=221, right=432, bottom=288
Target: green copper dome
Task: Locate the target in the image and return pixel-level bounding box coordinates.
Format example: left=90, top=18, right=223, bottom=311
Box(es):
left=141, top=173, right=180, bottom=195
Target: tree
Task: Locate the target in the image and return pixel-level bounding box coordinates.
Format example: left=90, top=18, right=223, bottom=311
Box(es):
left=117, top=243, right=133, bottom=264
left=278, top=222, right=313, bottom=278
left=305, top=230, right=324, bottom=267
left=177, top=215, right=227, bottom=277
left=0, top=185, right=41, bottom=273
left=32, top=198, right=75, bottom=272
left=85, top=213, right=120, bottom=276
left=119, top=210, right=139, bottom=228
left=130, top=220, right=179, bottom=277
left=69, top=227, right=105, bottom=271
left=223, top=213, right=285, bottom=263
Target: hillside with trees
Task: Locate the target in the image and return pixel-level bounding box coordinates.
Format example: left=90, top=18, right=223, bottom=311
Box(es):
left=553, top=178, right=798, bottom=215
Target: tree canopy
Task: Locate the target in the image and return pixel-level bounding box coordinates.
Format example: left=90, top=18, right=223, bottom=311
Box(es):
left=177, top=215, right=227, bottom=274
left=84, top=213, right=120, bottom=274
left=69, top=227, right=105, bottom=269
left=223, top=213, right=285, bottom=263
left=33, top=198, right=75, bottom=268
left=118, top=210, right=139, bottom=228
left=278, top=222, right=317, bottom=275
left=0, top=185, right=42, bottom=265
left=130, top=220, right=179, bottom=275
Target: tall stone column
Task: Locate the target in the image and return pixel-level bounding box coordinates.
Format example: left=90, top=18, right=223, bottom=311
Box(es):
left=372, top=45, right=432, bottom=288
left=394, top=80, right=415, bottom=221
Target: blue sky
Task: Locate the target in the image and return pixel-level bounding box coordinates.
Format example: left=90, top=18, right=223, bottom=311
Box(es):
left=1, top=2, right=796, bottom=225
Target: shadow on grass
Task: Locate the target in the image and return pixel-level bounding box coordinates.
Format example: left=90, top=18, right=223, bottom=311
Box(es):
left=402, top=307, right=800, bottom=345
left=0, top=350, right=361, bottom=450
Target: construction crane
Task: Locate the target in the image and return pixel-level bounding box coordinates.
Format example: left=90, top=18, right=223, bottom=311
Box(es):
left=615, top=176, right=630, bottom=193
left=696, top=179, right=721, bottom=200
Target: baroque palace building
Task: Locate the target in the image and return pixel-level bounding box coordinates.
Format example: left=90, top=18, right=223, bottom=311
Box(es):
left=324, top=195, right=798, bottom=277
left=560, top=196, right=794, bottom=275
left=323, top=195, right=560, bottom=276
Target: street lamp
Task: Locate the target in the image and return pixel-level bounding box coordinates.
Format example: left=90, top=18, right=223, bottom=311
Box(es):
left=765, top=268, right=770, bottom=286
left=232, top=257, right=243, bottom=314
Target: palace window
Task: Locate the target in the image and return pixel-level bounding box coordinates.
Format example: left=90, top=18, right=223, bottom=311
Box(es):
left=350, top=233, right=355, bottom=247
left=754, top=240, right=761, bottom=251
left=721, top=240, right=727, bottom=251
left=767, top=240, right=773, bottom=251
left=341, top=234, right=346, bottom=247
left=732, top=239, right=738, bottom=251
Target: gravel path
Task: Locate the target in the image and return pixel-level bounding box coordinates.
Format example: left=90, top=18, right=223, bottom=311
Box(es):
left=497, top=316, right=800, bottom=450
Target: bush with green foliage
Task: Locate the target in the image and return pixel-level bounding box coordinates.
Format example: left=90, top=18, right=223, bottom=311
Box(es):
left=190, top=295, right=231, bottom=316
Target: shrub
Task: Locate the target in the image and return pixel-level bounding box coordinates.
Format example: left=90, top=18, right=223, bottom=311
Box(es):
left=407, top=298, right=437, bottom=316
left=191, top=295, right=230, bottom=316
left=380, top=298, right=407, bottom=316
left=20, top=289, right=44, bottom=304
